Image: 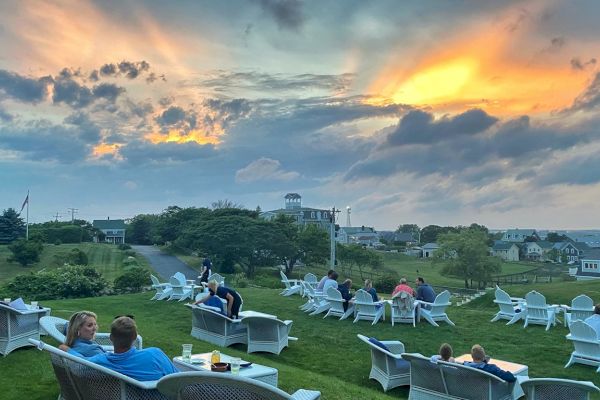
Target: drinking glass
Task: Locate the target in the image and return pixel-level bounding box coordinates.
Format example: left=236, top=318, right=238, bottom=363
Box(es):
left=3, top=298, right=11, bottom=303
left=230, top=357, right=241, bottom=375
left=182, top=344, right=193, bottom=363
left=31, top=301, right=38, bottom=309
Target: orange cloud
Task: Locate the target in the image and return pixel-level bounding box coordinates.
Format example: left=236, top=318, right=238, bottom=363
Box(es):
left=91, top=143, right=121, bottom=158
left=145, top=129, right=221, bottom=145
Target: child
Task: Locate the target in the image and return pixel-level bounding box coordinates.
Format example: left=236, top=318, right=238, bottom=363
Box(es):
left=430, top=343, right=455, bottom=363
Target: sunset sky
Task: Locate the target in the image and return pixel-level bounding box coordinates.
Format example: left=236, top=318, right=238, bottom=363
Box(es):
left=1, top=0, right=599, bottom=230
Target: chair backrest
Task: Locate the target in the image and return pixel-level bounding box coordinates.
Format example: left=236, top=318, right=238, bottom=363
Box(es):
left=572, top=295, right=593, bottom=309
left=392, top=291, right=415, bottom=315
left=429, top=290, right=451, bottom=316
left=40, top=316, right=68, bottom=343
left=354, top=289, right=373, bottom=304
left=170, top=275, right=185, bottom=287
left=279, top=270, right=290, bottom=286
left=438, top=360, right=510, bottom=399
left=150, top=274, right=161, bottom=286
left=157, top=371, right=295, bottom=399
left=521, top=378, right=600, bottom=400
left=243, top=316, right=288, bottom=342
left=568, top=321, right=600, bottom=356
left=326, top=286, right=344, bottom=312
left=357, top=334, right=405, bottom=355
left=302, top=281, right=315, bottom=297
left=304, top=273, right=317, bottom=284
left=494, top=287, right=516, bottom=315
left=401, top=353, right=447, bottom=395
left=526, top=291, right=551, bottom=320
left=209, top=273, right=225, bottom=285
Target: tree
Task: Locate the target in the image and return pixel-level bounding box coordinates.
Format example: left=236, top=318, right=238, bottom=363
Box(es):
left=436, top=228, right=501, bottom=288
left=8, top=238, right=43, bottom=266
left=337, top=244, right=383, bottom=279
left=0, top=208, right=26, bottom=244
left=420, top=225, right=458, bottom=244
left=127, top=214, right=159, bottom=244
left=211, top=199, right=244, bottom=209
left=524, top=235, right=538, bottom=242
left=546, top=232, right=568, bottom=243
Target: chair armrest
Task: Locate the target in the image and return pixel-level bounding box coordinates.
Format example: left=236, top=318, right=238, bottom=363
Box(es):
left=283, top=320, right=293, bottom=326
left=291, top=389, right=321, bottom=400
left=416, top=300, right=433, bottom=307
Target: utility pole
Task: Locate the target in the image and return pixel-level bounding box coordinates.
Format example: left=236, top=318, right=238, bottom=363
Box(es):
left=329, top=206, right=340, bottom=269
left=67, top=208, right=78, bottom=223
left=53, top=212, right=62, bottom=222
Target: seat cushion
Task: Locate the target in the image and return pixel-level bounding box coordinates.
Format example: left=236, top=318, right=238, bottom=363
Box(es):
left=368, top=337, right=389, bottom=352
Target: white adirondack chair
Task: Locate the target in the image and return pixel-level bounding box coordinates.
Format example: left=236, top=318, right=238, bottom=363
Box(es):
left=523, top=290, right=557, bottom=331
left=168, top=274, right=193, bottom=301
left=419, top=290, right=455, bottom=327
left=490, top=285, right=525, bottom=325
left=302, top=273, right=318, bottom=296
left=390, top=291, right=417, bottom=327
left=521, top=378, right=600, bottom=400
left=280, top=270, right=301, bottom=297
left=300, top=281, right=327, bottom=313
left=565, top=320, right=600, bottom=372
left=357, top=334, right=410, bottom=392
left=323, top=287, right=353, bottom=320
left=564, top=295, right=595, bottom=326
left=353, top=289, right=385, bottom=325
left=208, top=273, right=225, bottom=286
left=150, top=274, right=172, bottom=301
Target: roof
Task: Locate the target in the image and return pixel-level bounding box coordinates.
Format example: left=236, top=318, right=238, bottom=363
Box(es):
left=581, top=249, right=600, bottom=261
left=504, top=229, right=536, bottom=236
left=341, top=226, right=375, bottom=234
left=261, top=207, right=330, bottom=214
left=537, top=241, right=554, bottom=249
left=395, top=232, right=416, bottom=242
left=493, top=242, right=517, bottom=250
left=93, top=219, right=126, bottom=229
left=284, top=193, right=301, bottom=199
left=422, top=243, right=439, bottom=249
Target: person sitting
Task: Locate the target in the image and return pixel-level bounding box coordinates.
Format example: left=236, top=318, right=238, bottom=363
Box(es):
left=363, top=279, right=379, bottom=302
left=392, top=277, right=415, bottom=297
left=194, top=279, right=243, bottom=319
left=317, top=269, right=335, bottom=291
left=463, top=344, right=516, bottom=382
left=61, top=316, right=178, bottom=381
left=338, top=279, right=353, bottom=312
left=63, top=311, right=105, bottom=357
left=585, top=304, right=600, bottom=338
left=415, top=277, right=436, bottom=303
left=322, top=271, right=339, bottom=293
left=430, top=343, right=455, bottom=363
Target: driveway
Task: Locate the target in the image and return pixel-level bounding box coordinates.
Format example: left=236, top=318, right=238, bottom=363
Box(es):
left=132, top=245, right=198, bottom=281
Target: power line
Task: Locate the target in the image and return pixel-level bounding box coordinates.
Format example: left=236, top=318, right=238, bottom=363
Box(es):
left=67, top=208, right=78, bottom=223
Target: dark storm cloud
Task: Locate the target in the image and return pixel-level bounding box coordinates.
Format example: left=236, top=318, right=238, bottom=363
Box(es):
left=200, top=71, right=354, bottom=93
left=258, top=0, right=304, bottom=31
left=95, top=60, right=152, bottom=80
left=92, top=83, right=125, bottom=102
left=0, top=121, right=93, bottom=163
left=119, top=140, right=216, bottom=165
left=52, top=77, right=125, bottom=108
left=387, top=109, right=498, bottom=146
left=156, top=106, right=187, bottom=126
left=0, top=69, right=52, bottom=103
left=203, top=98, right=251, bottom=129
left=63, top=112, right=101, bottom=142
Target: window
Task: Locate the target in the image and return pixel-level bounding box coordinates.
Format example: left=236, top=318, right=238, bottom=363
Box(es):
left=582, top=262, right=599, bottom=272
left=311, top=212, right=315, bottom=218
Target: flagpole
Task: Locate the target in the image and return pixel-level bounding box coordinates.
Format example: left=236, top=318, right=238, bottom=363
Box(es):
left=26, top=190, right=29, bottom=240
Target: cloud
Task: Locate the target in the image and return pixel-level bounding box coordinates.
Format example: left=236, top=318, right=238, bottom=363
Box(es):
left=258, top=0, right=304, bottom=31
left=52, top=76, right=125, bottom=108
left=0, top=69, right=52, bottom=103
left=203, top=98, right=251, bottom=129
left=563, top=72, right=600, bottom=112
left=235, top=157, right=300, bottom=183
left=570, top=57, right=597, bottom=71
left=0, top=106, right=13, bottom=122
left=63, top=112, right=101, bottom=142
left=386, top=109, right=498, bottom=146
left=118, top=140, right=216, bottom=165
left=156, top=106, right=187, bottom=126
left=96, top=60, right=151, bottom=80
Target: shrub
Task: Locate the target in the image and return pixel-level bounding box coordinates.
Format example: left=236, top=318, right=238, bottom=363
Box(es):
left=114, top=266, right=151, bottom=293
left=122, top=256, right=138, bottom=266
left=54, top=239, right=62, bottom=246
left=231, top=272, right=249, bottom=288
left=8, top=239, right=44, bottom=266
left=1, top=265, right=108, bottom=300
left=373, top=272, right=400, bottom=294
left=67, top=248, right=88, bottom=266
left=118, top=243, right=132, bottom=250
left=123, top=250, right=136, bottom=257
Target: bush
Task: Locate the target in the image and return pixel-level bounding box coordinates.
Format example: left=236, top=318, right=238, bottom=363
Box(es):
left=8, top=239, right=44, bottom=266
left=123, top=250, right=136, bottom=257
left=1, top=265, right=108, bottom=300
left=373, top=272, right=400, bottom=293
left=118, top=243, right=132, bottom=250
left=231, top=272, right=249, bottom=288
left=114, top=266, right=151, bottom=293
left=67, top=248, right=88, bottom=266
left=54, top=239, right=62, bottom=245
left=122, top=256, right=138, bottom=266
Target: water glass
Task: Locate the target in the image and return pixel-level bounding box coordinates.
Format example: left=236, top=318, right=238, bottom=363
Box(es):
left=230, top=357, right=241, bottom=375
left=31, top=301, right=38, bottom=309
left=182, top=344, right=193, bottom=363
left=3, top=298, right=11, bottom=303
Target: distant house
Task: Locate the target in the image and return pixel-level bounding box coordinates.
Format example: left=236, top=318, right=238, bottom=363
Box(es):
left=260, top=193, right=332, bottom=231
left=93, top=219, right=126, bottom=244
left=492, top=241, right=520, bottom=262
left=522, top=241, right=553, bottom=261
left=571, top=249, right=600, bottom=280
left=553, top=241, right=590, bottom=263
left=502, top=229, right=539, bottom=243
left=337, top=226, right=381, bottom=247
left=422, top=243, right=440, bottom=258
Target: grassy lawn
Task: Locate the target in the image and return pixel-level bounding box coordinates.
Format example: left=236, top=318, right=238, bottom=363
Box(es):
left=1, top=280, right=600, bottom=399
left=0, top=243, right=151, bottom=283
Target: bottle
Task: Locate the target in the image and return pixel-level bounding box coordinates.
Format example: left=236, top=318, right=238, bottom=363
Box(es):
left=211, top=350, right=220, bottom=364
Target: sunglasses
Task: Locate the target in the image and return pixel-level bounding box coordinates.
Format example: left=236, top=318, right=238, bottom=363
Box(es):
left=114, top=314, right=135, bottom=320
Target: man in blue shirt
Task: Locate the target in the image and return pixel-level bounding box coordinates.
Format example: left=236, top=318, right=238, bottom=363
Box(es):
left=463, top=344, right=516, bottom=382
left=415, top=277, right=436, bottom=303
left=61, top=316, right=178, bottom=381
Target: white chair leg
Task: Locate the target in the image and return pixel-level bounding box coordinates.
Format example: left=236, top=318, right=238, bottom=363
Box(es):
left=490, top=313, right=501, bottom=322
left=564, top=355, right=575, bottom=368
left=444, top=315, right=455, bottom=326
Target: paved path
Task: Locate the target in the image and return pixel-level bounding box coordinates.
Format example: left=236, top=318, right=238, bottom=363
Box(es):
left=132, top=245, right=198, bottom=281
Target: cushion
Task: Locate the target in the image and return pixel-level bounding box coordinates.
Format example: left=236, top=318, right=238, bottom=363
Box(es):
left=368, top=337, right=389, bottom=352
left=205, top=295, right=226, bottom=315
left=8, top=297, right=28, bottom=310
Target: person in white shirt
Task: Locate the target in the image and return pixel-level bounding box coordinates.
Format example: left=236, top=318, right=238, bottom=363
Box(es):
left=317, top=269, right=334, bottom=291
left=584, top=304, right=600, bottom=339
left=322, top=271, right=339, bottom=293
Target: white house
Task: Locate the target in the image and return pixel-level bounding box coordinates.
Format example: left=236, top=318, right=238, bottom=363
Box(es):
left=260, top=193, right=332, bottom=231
left=572, top=249, right=600, bottom=280
left=502, top=229, right=539, bottom=243
left=522, top=241, right=553, bottom=261
left=422, top=243, right=440, bottom=258
left=336, top=226, right=381, bottom=247
left=93, top=218, right=126, bottom=244
left=492, top=242, right=520, bottom=262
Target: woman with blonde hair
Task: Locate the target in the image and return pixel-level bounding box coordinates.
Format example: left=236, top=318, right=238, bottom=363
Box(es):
left=61, top=310, right=105, bottom=357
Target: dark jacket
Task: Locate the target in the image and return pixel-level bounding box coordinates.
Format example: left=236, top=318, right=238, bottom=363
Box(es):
left=416, top=283, right=436, bottom=303
left=464, top=361, right=516, bottom=382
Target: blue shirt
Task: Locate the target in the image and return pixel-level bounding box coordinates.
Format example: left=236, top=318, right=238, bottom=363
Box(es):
left=464, top=361, right=516, bottom=382
left=416, top=284, right=436, bottom=303
left=69, top=338, right=105, bottom=357
left=365, top=287, right=379, bottom=302
left=75, top=347, right=179, bottom=381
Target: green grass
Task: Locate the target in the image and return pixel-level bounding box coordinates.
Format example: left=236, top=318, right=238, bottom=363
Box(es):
left=1, top=280, right=600, bottom=399
left=0, top=243, right=151, bottom=283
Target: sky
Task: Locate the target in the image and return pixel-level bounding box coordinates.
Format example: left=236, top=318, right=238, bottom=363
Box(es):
left=1, top=0, right=600, bottom=231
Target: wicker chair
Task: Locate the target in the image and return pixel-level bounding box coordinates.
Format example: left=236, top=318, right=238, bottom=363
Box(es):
left=157, top=371, right=320, bottom=400
left=0, top=303, right=49, bottom=356
left=30, top=339, right=168, bottom=400
left=521, top=378, right=600, bottom=400
left=189, top=304, right=247, bottom=347
left=242, top=316, right=293, bottom=355
left=356, top=334, right=410, bottom=392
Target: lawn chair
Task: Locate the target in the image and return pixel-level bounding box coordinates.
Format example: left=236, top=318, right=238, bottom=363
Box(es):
left=356, top=334, right=410, bottom=392
left=150, top=274, right=172, bottom=301
left=524, top=290, right=558, bottom=331
left=323, top=286, right=353, bottom=320
left=353, top=289, right=384, bottom=325
left=280, top=270, right=301, bottom=297
left=390, top=291, right=417, bottom=327
left=208, top=273, right=225, bottom=286
left=157, top=371, right=321, bottom=400
left=300, top=281, right=327, bottom=313
left=520, top=378, right=600, bottom=400
left=564, top=295, right=595, bottom=326
left=565, top=320, right=600, bottom=372
left=168, top=274, right=193, bottom=301
left=0, top=303, right=49, bottom=356
left=189, top=304, right=247, bottom=347
left=39, top=315, right=143, bottom=350
left=419, top=290, right=455, bottom=327
left=30, top=339, right=166, bottom=400
left=242, top=316, right=295, bottom=355
left=490, top=285, right=524, bottom=325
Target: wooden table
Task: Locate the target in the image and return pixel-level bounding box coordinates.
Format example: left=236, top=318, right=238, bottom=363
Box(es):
left=173, top=352, right=278, bottom=387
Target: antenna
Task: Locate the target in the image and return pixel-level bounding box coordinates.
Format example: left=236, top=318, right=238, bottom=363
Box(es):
left=346, top=206, right=351, bottom=227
